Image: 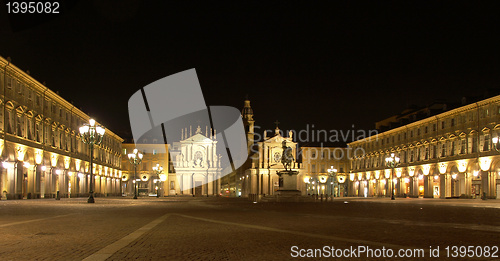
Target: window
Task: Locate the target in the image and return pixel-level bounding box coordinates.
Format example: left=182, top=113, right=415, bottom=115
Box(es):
left=312, top=164, right=316, bottom=173
left=425, top=126, right=428, bottom=134
left=451, top=118, right=455, bottom=127
left=170, top=181, right=175, bottom=190
left=433, top=124, right=436, bottom=132
left=441, top=121, right=445, bottom=129
left=483, top=134, right=490, bottom=151
left=417, top=128, right=420, bottom=136
left=16, top=82, right=22, bottom=94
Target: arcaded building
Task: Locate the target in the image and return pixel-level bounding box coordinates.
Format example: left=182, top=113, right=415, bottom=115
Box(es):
left=0, top=56, right=123, bottom=199
left=300, top=147, right=351, bottom=196
left=349, top=95, right=500, bottom=199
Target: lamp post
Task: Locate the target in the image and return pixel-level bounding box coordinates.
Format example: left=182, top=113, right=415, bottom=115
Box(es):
left=79, top=119, right=105, bottom=203
left=385, top=153, right=400, bottom=200
left=152, top=163, right=163, bottom=198
left=327, top=166, right=338, bottom=197
left=337, top=172, right=347, bottom=197
left=128, top=149, right=143, bottom=199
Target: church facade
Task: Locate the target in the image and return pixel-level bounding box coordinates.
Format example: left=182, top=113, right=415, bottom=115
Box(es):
left=122, top=125, right=222, bottom=197
left=235, top=99, right=304, bottom=198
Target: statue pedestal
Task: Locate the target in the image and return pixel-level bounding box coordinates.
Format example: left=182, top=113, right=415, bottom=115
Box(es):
left=275, top=170, right=301, bottom=202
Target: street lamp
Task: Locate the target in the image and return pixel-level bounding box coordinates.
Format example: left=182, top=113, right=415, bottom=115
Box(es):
left=152, top=163, right=163, bottom=198
left=128, top=149, right=143, bottom=199
left=79, top=119, right=105, bottom=203
left=385, top=153, right=400, bottom=200
left=327, top=166, right=338, bottom=197
left=337, top=172, right=347, bottom=197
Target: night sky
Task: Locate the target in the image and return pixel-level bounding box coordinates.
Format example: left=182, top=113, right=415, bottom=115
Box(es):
left=2, top=1, right=500, bottom=146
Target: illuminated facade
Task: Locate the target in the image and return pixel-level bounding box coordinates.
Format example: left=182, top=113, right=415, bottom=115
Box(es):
left=300, top=147, right=350, bottom=196
left=0, top=56, right=123, bottom=200
left=122, top=125, right=222, bottom=197
left=236, top=99, right=304, bottom=198
left=349, top=95, right=500, bottom=199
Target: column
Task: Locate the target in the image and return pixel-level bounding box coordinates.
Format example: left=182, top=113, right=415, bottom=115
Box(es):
left=251, top=172, right=258, bottom=194
left=423, top=175, right=432, bottom=198
left=15, top=161, right=23, bottom=199
left=481, top=170, right=488, bottom=198
left=488, top=171, right=496, bottom=198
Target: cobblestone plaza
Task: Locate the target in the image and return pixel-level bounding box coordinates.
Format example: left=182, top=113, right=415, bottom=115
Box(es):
left=0, top=197, right=499, bottom=260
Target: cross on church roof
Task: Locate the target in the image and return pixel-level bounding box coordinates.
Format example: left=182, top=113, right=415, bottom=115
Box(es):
left=274, top=120, right=280, bottom=129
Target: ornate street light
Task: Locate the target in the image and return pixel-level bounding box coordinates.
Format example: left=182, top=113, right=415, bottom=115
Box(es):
left=79, top=119, right=105, bottom=203
left=327, top=166, right=338, bottom=197
left=385, top=153, right=400, bottom=200
left=128, top=149, right=143, bottom=199
left=152, top=163, right=163, bottom=198
left=337, top=172, right=347, bottom=197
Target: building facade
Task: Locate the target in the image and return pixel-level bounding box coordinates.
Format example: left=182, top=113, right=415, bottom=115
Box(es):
left=349, top=95, right=500, bottom=199
left=122, top=125, right=222, bottom=197
left=235, top=99, right=304, bottom=197
left=300, top=147, right=350, bottom=196
left=0, top=56, right=123, bottom=200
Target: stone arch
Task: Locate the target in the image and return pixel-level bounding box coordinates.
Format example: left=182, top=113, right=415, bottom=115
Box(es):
left=447, top=162, right=459, bottom=174
left=490, top=159, right=500, bottom=173
left=23, top=149, right=35, bottom=165
left=430, top=164, right=439, bottom=176
left=3, top=145, right=16, bottom=162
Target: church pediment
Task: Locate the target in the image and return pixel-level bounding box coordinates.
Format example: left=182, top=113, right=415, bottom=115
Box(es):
left=182, top=133, right=212, bottom=143
left=265, top=135, right=294, bottom=145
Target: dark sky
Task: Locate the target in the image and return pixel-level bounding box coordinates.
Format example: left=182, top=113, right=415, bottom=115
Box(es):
left=2, top=1, right=500, bottom=146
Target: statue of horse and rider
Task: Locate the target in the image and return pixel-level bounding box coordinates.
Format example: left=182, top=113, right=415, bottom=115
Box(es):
left=281, top=140, right=294, bottom=171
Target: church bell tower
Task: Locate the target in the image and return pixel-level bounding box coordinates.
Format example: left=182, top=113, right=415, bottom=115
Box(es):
left=241, top=98, right=255, bottom=152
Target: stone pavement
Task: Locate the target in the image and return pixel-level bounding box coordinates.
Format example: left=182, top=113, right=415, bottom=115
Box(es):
left=0, top=197, right=499, bottom=260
